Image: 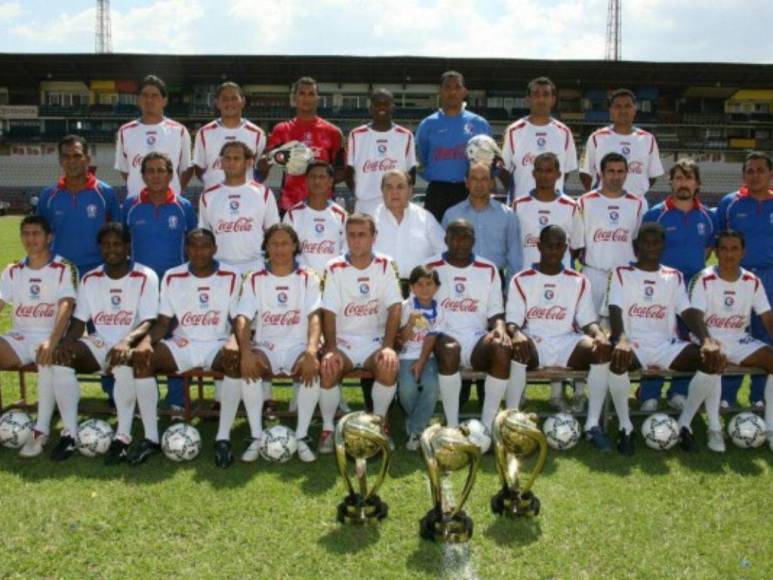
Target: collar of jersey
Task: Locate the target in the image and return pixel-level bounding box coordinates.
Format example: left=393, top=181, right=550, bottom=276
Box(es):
left=531, top=263, right=565, bottom=274
left=266, top=260, right=300, bottom=275
left=442, top=252, right=476, bottom=266
left=664, top=195, right=703, bottom=211
left=22, top=254, right=55, bottom=268
left=56, top=173, right=98, bottom=193
left=737, top=186, right=773, bottom=199
left=528, top=189, right=561, bottom=200
left=139, top=187, right=176, bottom=205
left=412, top=296, right=438, bottom=319
left=186, top=260, right=220, bottom=276
left=344, top=253, right=375, bottom=267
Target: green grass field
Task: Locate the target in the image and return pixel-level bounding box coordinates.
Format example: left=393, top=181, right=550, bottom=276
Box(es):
left=0, top=215, right=771, bottom=579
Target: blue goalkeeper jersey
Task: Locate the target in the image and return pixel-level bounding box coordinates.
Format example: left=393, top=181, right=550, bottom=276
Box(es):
left=717, top=187, right=773, bottom=272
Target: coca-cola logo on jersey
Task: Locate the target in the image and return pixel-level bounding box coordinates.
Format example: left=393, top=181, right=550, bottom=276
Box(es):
left=521, top=153, right=538, bottom=166
left=93, top=310, right=134, bottom=326
left=362, top=158, right=398, bottom=173
left=261, top=310, right=301, bottom=326
left=215, top=217, right=254, bottom=233
left=628, top=304, right=666, bottom=319
left=527, top=305, right=567, bottom=320
left=15, top=303, right=55, bottom=318
left=592, top=228, right=630, bottom=242
left=343, top=300, right=379, bottom=317
left=301, top=239, right=335, bottom=254
left=705, top=314, right=745, bottom=329
left=180, top=310, right=221, bottom=326
left=628, top=161, right=644, bottom=175
left=440, top=298, right=479, bottom=312
left=131, top=154, right=144, bottom=168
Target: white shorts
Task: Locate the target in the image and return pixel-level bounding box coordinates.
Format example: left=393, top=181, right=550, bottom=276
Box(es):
left=254, top=341, right=307, bottom=375
left=163, top=336, right=227, bottom=373
left=716, top=334, right=769, bottom=365
left=531, top=332, right=585, bottom=368
left=631, top=338, right=691, bottom=370
left=338, top=334, right=382, bottom=368
left=0, top=331, right=47, bottom=365
left=583, top=265, right=611, bottom=316
left=446, top=329, right=488, bottom=369
left=80, top=334, right=118, bottom=373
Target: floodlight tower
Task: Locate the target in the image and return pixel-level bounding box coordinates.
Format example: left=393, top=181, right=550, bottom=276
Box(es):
left=605, top=0, right=621, bottom=61
left=95, top=0, right=113, bottom=54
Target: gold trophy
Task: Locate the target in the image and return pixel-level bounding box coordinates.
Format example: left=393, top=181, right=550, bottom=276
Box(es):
left=490, top=409, right=548, bottom=517
left=334, top=411, right=391, bottom=525
left=419, top=424, right=481, bottom=542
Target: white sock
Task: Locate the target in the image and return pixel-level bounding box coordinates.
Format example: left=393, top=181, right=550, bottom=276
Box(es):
left=765, top=375, right=773, bottom=432
left=216, top=376, right=242, bottom=441
left=584, top=363, right=610, bottom=431
left=289, top=382, right=300, bottom=411
left=703, top=373, right=722, bottom=432
left=112, top=365, right=136, bottom=442
left=240, top=379, right=264, bottom=439
left=296, top=379, right=320, bottom=439
left=135, top=377, right=159, bottom=443
left=34, top=365, right=56, bottom=435
left=52, top=365, right=79, bottom=435
left=481, top=375, right=507, bottom=432
left=214, top=379, right=222, bottom=403
left=550, top=380, right=563, bottom=399
left=678, top=371, right=711, bottom=430
left=505, top=361, right=527, bottom=409
left=438, top=372, right=462, bottom=427
left=372, top=381, right=396, bottom=418
left=319, top=386, right=340, bottom=432
left=608, top=371, right=634, bottom=434
left=262, top=379, right=273, bottom=402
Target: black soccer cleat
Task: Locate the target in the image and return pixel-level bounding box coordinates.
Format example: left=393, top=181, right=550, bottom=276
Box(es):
left=50, top=435, right=77, bottom=462
left=617, top=429, right=635, bottom=456
left=104, top=439, right=130, bottom=466
left=679, top=427, right=698, bottom=453
left=214, top=439, right=233, bottom=469
left=128, top=438, right=161, bottom=466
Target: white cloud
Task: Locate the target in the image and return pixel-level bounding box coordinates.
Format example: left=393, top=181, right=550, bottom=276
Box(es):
left=113, top=0, right=206, bottom=53
left=0, top=1, right=20, bottom=22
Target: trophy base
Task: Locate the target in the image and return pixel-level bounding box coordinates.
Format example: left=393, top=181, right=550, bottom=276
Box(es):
left=419, top=507, right=474, bottom=543
left=336, top=493, right=388, bottom=525
left=491, top=488, right=541, bottom=517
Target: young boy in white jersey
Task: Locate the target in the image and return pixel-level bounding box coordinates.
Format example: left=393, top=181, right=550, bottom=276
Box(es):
left=608, top=223, right=724, bottom=455
left=54, top=223, right=159, bottom=464
left=0, top=216, right=77, bottom=459
left=234, top=224, right=323, bottom=463
left=131, top=229, right=241, bottom=466
left=687, top=231, right=773, bottom=452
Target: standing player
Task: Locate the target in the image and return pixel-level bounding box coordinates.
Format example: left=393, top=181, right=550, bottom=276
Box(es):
left=0, top=216, right=77, bottom=459
left=193, top=82, right=267, bottom=189
left=580, top=88, right=664, bottom=197
left=416, top=71, right=491, bottom=223
left=319, top=214, right=403, bottom=453
left=234, top=224, right=322, bottom=462
left=260, top=77, right=344, bottom=212
left=501, top=77, right=577, bottom=201
left=346, top=89, right=416, bottom=216
left=54, top=223, right=159, bottom=464
left=115, top=75, right=192, bottom=198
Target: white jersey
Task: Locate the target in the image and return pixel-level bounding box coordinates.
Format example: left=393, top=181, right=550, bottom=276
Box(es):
left=0, top=255, right=77, bottom=336
left=608, top=265, right=690, bottom=345
left=115, top=118, right=192, bottom=198
left=502, top=117, right=578, bottom=198
left=75, top=263, right=159, bottom=345
left=321, top=254, right=402, bottom=339
left=400, top=297, right=446, bottom=360
left=512, top=193, right=583, bottom=268
left=235, top=266, right=321, bottom=347
left=690, top=266, right=771, bottom=341
left=426, top=254, right=503, bottom=336
left=159, top=263, right=239, bottom=343
left=580, top=127, right=664, bottom=197
left=193, top=119, right=267, bottom=189
left=346, top=124, right=417, bottom=205
left=507, top=267, right=596, bottom=339
left=198, top=181, right=279, bottom=266
left=577, top=190, right=644, bottom=271
left=282, top=201, right=347, bottom=275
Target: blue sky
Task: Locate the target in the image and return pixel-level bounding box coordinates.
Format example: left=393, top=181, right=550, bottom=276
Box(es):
left=0, top=0, right=770, bottom=63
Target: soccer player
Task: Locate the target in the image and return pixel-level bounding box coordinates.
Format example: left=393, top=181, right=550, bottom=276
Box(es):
left=578, top=152, right=645, bottom=315
left=193, top=81, right=267, bottom=190
left=234, top=224, right=322, bottom=462
left=607, top=223, right=723, bottom=455
left=641, top=159, right=715, bottom=412
left=131, top=229, right=240, bottom=466
left=427, top=219, right=512, bottom=431
left=54, top=223, right=159, bottom=464
left=115, top=75, right=192, bottom=198
left=687, top=231, right=773, bottom=452
left=717, top=152, right=773, bottom=410
left=506, top=226, right=613, bottom=450
left=346, top=89, right=416, bottom=216
left=37, top=135, right=122, bottom=276
left=501, top=77, right=577, bottom=200
left=319, top=213, right=402, bottom=453
left=260, top=77, right=344, bottom=212
left=416, top=71, right=491, bottom=223
left=0, top=216, right=77, bottom=459
left=580, top=88, right=664, bottom=197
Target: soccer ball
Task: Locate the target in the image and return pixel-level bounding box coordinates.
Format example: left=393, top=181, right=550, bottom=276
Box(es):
left=0, top=409, right=33, bottom=449
left=76, top=419, right=114, bottom=457
left=461, top=419, right=492, bottom=454
left=542, top=413, right=581, bottom=450
left=161, top=423, right=202, bottom=462
left=259, top=425, right=297, bottom=463
left=641, top=413, right=680, bottom=451
left=727, top=412, right=766, bottom=449
left=465, top=134, right=502, bottom=166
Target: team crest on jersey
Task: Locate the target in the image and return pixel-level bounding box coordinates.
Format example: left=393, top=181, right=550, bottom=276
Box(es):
left=168, top=215, right=179, bottom=229
left=544, top=289, right=555, bottom=300
left=359, top=282, right=370, bottom=296
left=609, top=210, right=620, bottom=222
left=110, top=294, right=122, bottom=307
left=539, top=215, right=549, bottom=226
left=724, top=295, right=735, bottom=308
left=29, top=284, right=40, bottom=298
left=463, top=122, right=474, bottom=135
left=454, top=282, right=466, bottom=297
left=377, top=142, right=388, bottom=155
left=536, top=136, right=546, bottom=148
left=277, top=290, right=288, bottom=306
left=86, top=204, right=98, bottom=218
left=198, top=292, right=209, bottom=306
left=314, top=222, right=325, bottom=234
left=696, top=223, right=706, bottom=236
left=621, top=145, right=631, bottom=156
left=644, top=286, right=654, bottom=299
left=769, top=213, right=773, bottom=225
left=146, top=134, right=157, bottom=146
left=229, top=200, right=240, bottom=212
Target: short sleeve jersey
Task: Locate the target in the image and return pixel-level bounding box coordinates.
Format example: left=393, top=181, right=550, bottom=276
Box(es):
left=512, top=193, right=583, bottom=268
left=577, top=190, right=644, bottom=271
left=400, top=297, right=446, bottom=360
left=282, top=201, right=347, bottom=275
left=193, top=119, right=267, bottom=189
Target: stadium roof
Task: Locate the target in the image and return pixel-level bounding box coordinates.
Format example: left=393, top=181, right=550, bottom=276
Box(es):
left=1, top=54, right=772, bottom=91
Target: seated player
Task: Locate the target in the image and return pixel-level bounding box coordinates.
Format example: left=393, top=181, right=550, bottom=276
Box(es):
left=233, top=224, right=322, bottom=463
left=688, top=231, right=773, bottom=452
left=0, top=216, right=77, bottom=459
left=131, top=229, right=240, bottom=466
left=608, top=223, right=724, bottom=455
left=319, top=213, right=402, bottom=453
left=427, top=219, right=512, bottom=432
left=507, top=225, right=613, bottom=450
left=54, top=223, right=159, bottom=464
